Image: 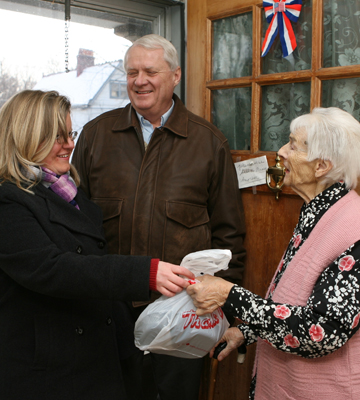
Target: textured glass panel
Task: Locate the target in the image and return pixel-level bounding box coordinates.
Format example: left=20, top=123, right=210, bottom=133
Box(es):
left=322, top=78, right=360, bottom=121
left=212, top=13, right=253, bottom=80
left=261, top=82, right=311, bottom=151
left=262, top=0, right=312, bottom=74
left=324, top=0, right=360, bottom=68
left=212, top=88, right=252, bottom=150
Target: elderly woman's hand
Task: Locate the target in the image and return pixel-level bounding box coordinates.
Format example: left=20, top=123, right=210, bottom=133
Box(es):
left=186, top=274, right=234, bottom=316
left=209, top=327, right=245, bottom=362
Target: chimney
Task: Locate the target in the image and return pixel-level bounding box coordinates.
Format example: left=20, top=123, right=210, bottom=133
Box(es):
left=77, top=49, right=94, bottom=76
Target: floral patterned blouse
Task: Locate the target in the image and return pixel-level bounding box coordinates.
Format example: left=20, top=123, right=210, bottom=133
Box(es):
left=223, top=182, right=360, bottom=399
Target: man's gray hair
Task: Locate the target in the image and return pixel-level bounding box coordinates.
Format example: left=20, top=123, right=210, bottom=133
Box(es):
left=290, top=107, right=360, bottom=189
left=124, top=34, right=179, bottom=71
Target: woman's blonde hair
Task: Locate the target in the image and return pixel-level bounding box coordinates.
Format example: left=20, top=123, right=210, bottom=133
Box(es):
left=0, top=90, right=79, bottom=191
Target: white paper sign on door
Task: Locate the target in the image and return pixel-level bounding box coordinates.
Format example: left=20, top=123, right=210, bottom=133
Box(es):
left=234, top=156, right=269, bottom=189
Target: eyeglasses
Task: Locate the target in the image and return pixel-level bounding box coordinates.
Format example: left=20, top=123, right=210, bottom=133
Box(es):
left=56, top=131, right=79, bottom=144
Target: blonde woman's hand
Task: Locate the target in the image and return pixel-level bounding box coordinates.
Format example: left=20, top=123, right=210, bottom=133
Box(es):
left=156, top=262, right=195, bottom=297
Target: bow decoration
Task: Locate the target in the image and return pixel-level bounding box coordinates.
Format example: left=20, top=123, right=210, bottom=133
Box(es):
left=261, top=0, right=302, bottom=58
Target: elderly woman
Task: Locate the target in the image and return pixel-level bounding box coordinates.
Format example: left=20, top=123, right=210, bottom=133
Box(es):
left=187, top=107, right=360, bottom=400
left=0, top=90, right=194, bottom=400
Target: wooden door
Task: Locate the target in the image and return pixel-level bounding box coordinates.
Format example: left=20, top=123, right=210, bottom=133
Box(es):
left=187, top=1, right=307, bottom=399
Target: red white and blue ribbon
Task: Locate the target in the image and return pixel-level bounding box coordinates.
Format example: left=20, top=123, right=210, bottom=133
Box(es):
left=262, top=0, right=302, bottom=57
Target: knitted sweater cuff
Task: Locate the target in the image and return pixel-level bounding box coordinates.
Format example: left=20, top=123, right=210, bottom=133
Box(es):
left=149, top=259, right=160, bottom=291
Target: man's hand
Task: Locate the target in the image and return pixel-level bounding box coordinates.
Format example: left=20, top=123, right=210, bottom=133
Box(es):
left=156, top=262, right=195, bottom=297
left=209, top=327, right=245, bottom=362
left=186, top=274, right=234, bottom=315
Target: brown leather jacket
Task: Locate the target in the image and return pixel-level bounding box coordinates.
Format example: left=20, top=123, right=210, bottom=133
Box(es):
left=72, top=95, right=246, bottom=284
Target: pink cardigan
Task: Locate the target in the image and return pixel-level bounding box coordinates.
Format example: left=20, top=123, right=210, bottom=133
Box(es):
left=254, top=190, right=360, bottom=400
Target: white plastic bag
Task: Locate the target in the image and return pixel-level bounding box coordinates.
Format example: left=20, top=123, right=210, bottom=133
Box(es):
left=134, top=249, right=231, bottom=358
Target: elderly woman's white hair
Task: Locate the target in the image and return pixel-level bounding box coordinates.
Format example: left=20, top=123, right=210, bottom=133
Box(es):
left=124, top=34, right=179, bottom=71
left=290, top=107, right=360, bottom=189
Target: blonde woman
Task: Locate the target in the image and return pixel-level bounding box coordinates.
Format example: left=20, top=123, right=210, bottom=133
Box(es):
left=0, top=90, right=193, bottom=400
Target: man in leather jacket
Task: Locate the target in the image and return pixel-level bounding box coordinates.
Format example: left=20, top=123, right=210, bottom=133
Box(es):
left=72, top=34, right=246, bottom=400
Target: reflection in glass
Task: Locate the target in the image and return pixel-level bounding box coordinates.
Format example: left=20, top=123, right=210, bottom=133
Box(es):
left=262, top=0, right=312, bottom=74
left=323, top=0, right=360, bottom=68
left=261, top=82, right=311, bottom=151
left=114, top=17, right=152, bottom=43
left=212, top=88, right=252, bottom=150
left=212, top=13, right=253, bottom=80
left=322, top=78, right=360, bottom=121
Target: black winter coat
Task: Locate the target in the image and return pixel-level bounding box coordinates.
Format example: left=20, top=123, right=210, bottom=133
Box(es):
left=0, top=182, right=152, bottom=400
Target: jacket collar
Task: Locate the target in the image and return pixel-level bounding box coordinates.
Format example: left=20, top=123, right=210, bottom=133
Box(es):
left=111, top=94, right=188, bottom=138
left=34, top=184, right=105, bottom=242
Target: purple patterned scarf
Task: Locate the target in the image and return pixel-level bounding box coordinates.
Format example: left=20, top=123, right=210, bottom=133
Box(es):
left=41, top=168, right=79, bottom=209
left=25, top=166, right=79, bottom=210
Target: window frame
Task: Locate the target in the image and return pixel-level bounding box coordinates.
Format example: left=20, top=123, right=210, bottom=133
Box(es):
left=205, top=1, right=360, bottom=158
left=109, top=80, right=127, bottom=99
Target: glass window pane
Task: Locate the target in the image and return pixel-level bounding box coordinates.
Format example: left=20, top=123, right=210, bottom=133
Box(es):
left=261, top=82, right=311, bottom=151
left=110, top=81, right=121, bottom=98
left=261, top=0, right=312, bottom=74
left=323, top=0, right=360, bottom=68
left=0, top=0, right=153, bottom=131
left=212, top=13, right=253, bottom=80
left=322, top=78, right=360, bottom=121
left=212, top=87, right=252, bottom=150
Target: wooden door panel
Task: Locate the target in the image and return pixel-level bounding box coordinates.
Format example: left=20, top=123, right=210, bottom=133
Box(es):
left=241, top=190, right=302, bottom=297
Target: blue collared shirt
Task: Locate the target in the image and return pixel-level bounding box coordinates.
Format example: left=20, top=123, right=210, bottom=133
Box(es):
left=136, top=100, right=175, bottom=145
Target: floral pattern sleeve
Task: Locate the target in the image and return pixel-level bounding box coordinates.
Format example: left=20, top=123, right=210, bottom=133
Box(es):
left=224, top=241, right=360, bottom=358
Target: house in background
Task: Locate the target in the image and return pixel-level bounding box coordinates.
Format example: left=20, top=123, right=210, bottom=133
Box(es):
left=34, top=48, right=129, bottom=133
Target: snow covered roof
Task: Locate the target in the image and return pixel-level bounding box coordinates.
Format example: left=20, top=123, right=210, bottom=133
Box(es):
left=34, top=61, right=124, bottom=107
